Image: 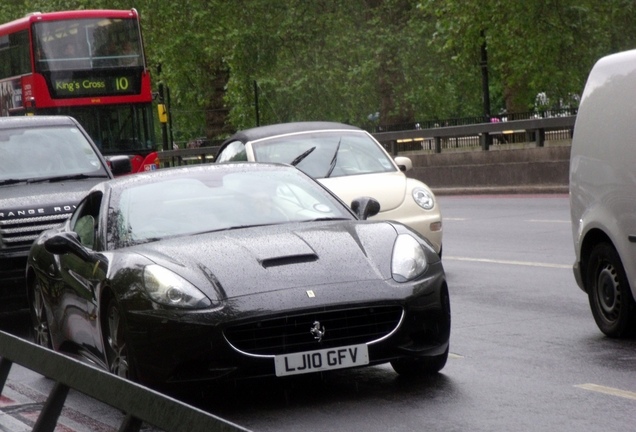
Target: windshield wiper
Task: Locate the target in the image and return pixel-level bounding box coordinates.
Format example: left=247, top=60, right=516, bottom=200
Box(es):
left=0, top=178, right=27, bottom=186
left=325, top=138, right=342, bottom=178
left=27, top=173, right=109, bottom=183
left=290, top=146, right=316, bottom=166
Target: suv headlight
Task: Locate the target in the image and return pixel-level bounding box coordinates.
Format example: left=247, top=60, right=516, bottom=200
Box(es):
left=143, top=264, right=212, bottom=309
left=412, top=187, right=435, bottom=210
left=391, top=234, right=428, bottom=282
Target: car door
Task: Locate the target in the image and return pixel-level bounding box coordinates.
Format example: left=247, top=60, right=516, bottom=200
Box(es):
left=57, top=191, right=106, bottom=357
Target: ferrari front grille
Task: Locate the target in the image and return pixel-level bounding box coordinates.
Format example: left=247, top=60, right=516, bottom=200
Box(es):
left=224, top=305, right=403, bottom=356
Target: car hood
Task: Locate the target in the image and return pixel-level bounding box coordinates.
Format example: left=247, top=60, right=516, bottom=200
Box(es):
left=0, top=179, right=106, bottom=210
left=318, top=171, right=407, bottom=212
left=132, top=221, right=398, bottom=299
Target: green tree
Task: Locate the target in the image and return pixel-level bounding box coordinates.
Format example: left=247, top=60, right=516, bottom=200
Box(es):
left=422, top=0, right=636, bottom=115
left=4, top=0, right=636, bottom=140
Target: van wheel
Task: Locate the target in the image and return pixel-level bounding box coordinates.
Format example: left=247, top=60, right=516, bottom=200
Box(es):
left=586, top=243, right=636, bottom=338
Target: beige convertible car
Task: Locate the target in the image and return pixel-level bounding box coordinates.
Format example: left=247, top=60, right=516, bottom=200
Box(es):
left=215, top=122, right=442, bottom=255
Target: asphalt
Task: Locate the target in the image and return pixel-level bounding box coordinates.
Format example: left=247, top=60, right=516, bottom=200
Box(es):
left=0, top=379, right=102, bottom=432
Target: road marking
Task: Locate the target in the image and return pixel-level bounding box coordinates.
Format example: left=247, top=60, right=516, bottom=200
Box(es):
left=444, top=218, right=568, bottom=223
left=449, top=353, right=463, bottom=359
left=526, top=219, right=570, bottom=223
left=444, top=256, right=571, bottom=269
left=575, top=383, right=636, bottom=401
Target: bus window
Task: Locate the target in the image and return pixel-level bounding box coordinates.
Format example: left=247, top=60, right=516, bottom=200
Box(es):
left=33, top=18, right=143, bottom=72
left=0, top=31, right=30, bottom=79
left=39, top=104, right=155, bottom=154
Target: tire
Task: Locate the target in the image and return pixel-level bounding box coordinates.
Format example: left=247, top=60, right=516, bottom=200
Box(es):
left=585, top=243, right=636, bottom=338
left=29, top=277, right=52, bottom=349
left=391, top=345, right=449, bottom=376
left=104, top=297, right=137, bottom=380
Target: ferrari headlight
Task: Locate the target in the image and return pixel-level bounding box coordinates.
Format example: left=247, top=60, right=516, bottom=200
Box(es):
left=391, top=234, right=428, bottom=282
left=412, top=187, right=435, bottom=210
left=143, top=264, right=212, bottom=309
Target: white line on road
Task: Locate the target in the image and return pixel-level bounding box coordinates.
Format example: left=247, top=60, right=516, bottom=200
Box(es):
left=444, top=256, right=571, bottom=269
left=575, top=383, right=636, bottom=401
left=526, top=219, right=570, bottom=223
left=444, top=218, right=569, bottom=223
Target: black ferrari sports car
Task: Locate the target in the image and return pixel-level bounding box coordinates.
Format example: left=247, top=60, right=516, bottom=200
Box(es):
left=26, top=162, right=450, bottom=388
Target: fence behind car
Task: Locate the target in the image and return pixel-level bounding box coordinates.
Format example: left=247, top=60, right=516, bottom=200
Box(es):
left=158, top=146, right=220, bottom=167
left=157, top=116, right=576, bottom=169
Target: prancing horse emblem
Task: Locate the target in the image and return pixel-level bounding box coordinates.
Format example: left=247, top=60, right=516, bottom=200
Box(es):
left=310, top=321, right=325, bottom=342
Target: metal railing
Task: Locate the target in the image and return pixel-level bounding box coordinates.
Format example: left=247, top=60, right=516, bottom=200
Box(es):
left=156, top=114, right=577, bottom=167
left=0, top=330, right=250, bottom=432
left=369, top=108, right=577, bottom=132
left=158, top=146, right=220, bottom=167
left=373, top=115, right=576, bottom=154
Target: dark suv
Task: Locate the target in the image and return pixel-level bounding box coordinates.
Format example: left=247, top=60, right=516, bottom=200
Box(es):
left=0, top=116, right=128, bottom=313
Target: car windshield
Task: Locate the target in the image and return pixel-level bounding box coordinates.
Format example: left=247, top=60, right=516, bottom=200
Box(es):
left=251, top=131, right=397, bottom=179
left=0, top=126, right=108, bottom=182
left=110, top=166, right=354, bottom=248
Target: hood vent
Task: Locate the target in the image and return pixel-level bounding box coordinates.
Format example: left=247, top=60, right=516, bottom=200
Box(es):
left=261, top=253, right=318, bottom=269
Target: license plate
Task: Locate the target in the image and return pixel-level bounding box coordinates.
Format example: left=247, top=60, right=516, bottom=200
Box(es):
left=274, top=344, right=369, bottom=377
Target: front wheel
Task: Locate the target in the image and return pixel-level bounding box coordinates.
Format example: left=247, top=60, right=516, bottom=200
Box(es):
left=391, top=346, right=449, bottom=376
left=585, top=243, right=636, bottom=338
left=29, top=277, right=52, bottom=349
left=104, top=297, right=136, bottom=380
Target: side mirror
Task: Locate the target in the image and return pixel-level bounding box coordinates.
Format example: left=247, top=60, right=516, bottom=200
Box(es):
left=107, top=155, right=133, bottom=176
left=44, top=232, right=93, bottom=261
left=350, top=197, right=381, bottom=220
left=394, top=156, right=413, bottom=172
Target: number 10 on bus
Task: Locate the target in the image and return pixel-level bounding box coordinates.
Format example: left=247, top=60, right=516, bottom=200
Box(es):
left=115, top=77, right=129, bottom=91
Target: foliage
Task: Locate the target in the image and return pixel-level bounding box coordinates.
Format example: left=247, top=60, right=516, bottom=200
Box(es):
left=2, top=0, right=636, bottom=141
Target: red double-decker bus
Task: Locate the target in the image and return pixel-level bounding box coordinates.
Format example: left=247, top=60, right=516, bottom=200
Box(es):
left=0, top=9, right=159, bottom=172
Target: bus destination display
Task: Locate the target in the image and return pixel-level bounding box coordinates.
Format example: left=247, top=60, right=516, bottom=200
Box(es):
left=50, top=74, right=140, bottom=98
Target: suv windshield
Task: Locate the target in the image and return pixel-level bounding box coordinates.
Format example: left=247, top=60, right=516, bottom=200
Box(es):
left=252, top=131, right=397, bottom=179
left=0, top=126, right=109, bottom=182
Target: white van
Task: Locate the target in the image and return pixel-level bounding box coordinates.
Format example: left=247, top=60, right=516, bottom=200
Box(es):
left=570, top=49, right=636, bottom=338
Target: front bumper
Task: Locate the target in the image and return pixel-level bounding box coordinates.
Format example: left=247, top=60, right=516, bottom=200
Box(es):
left=125, top=263, right=449, bottom=386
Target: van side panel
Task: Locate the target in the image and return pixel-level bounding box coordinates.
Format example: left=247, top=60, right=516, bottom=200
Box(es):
left=570, top=49, right=636, bottom=299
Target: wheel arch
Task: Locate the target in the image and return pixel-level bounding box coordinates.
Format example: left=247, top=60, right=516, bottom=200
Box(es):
left=98, top=285, right=116, bottom=340
left=25, top=266, right=37, bottom=303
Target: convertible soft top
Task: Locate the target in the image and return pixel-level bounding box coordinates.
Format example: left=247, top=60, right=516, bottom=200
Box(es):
left=221, top=121, right=361, bottom=145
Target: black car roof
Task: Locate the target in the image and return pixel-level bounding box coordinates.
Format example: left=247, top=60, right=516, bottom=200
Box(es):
left=0, top=115, right=79, bottom=129
left=222, top=121, right=362, bottom=144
